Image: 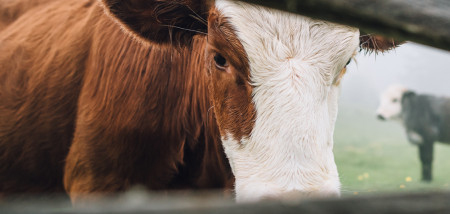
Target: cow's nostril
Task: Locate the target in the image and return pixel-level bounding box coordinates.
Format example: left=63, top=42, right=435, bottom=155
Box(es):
left=377, top=115, right=385, bottom=120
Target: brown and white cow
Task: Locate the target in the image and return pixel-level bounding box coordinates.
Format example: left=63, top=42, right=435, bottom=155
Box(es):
left=0, top=0, right=396, bottom=203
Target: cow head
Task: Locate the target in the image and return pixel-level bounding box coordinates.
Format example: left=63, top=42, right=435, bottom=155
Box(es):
left=100, top=0, right=398, bottom=202
left=377, top=85, right=409, bottom=121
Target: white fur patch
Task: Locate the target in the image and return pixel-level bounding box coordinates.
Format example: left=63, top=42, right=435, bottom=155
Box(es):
left=377, top=84, right=408, bottom=120
left=407, top=131, right=424, bottom=145
left=216, top=0, right=360, bottom=202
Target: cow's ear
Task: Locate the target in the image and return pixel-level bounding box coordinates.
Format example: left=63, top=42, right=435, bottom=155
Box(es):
left=359, top=32, right=403, bottom=54
left=99, top=0, right=210, bottom=45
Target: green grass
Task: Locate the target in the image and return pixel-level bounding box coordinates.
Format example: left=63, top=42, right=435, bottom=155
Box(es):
left=334, top=104, right=450, bottom=196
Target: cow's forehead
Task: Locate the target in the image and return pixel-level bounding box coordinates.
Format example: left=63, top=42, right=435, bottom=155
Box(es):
left=215, top=0, right=360, bottom=69
left=382, top=85, right=408, bottom=99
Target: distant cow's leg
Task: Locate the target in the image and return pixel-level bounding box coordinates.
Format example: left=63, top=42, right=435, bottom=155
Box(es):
left=407, top=131, right=424, bottom=145
left=418, top=142, right=434, bottom=182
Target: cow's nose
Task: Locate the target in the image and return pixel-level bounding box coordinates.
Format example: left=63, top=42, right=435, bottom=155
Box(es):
left=377, top=114, right=385, bottom=120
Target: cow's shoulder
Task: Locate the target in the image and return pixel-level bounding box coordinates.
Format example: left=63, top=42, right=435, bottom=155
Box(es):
left=0, top=0, right=73, bottom=30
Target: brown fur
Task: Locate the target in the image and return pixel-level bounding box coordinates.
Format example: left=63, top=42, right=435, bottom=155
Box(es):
left=206, top=8, right=256, bottom=141
left=0, top=0, right=97, bottom=196
left=360, top=33, right=400, bottom=54
left=0, top=0, right=232, bottom=202
left=99, top=0, right=211, bottom=45
left=0, top=0, right=56, bottom=30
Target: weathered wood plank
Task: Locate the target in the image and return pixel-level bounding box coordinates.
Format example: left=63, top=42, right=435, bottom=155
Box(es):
left=2, top=191, right=450, bottom=214
left=238, top=0, right=450, bottom=52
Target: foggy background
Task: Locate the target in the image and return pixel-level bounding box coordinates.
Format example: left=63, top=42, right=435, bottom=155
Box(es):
left=334, top=42, right=450, bottom=195
left=341, top=42, right=450, bottom=110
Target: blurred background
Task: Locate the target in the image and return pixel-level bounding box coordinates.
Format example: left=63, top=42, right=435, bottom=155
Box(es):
left=336, top=42, right=450, bottom=196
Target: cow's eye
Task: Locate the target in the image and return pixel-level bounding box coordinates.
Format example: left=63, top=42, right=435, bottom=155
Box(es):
left=214, top=53, right=228, bottom=70
left=393, top=98, right=398, bottom=103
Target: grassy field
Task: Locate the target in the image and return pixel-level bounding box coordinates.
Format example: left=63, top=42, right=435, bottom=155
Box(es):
left=334, top=104, right=450, bottom=197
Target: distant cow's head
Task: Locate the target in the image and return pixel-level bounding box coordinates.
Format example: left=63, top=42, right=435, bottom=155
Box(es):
left=377, top=85, right=409, bottom=121
left=100, top=0, right=397, bottom=202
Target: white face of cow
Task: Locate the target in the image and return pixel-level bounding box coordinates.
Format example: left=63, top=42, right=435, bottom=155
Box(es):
left=211, top=0, right=359, bottom=202
left=376, top=85, right=408, bottom=121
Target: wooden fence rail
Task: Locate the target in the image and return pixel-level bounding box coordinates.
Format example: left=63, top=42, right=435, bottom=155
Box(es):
left=240, top=0, right=450, bottom=51
left=1, top=190, right=450, bottom=214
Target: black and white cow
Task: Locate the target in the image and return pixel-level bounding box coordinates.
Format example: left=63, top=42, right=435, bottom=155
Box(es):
left=377, top=85, right=450, bottom=182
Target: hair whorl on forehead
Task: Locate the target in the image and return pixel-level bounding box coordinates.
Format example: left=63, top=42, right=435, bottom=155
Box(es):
left=359, top=32, right=401, bottom=54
